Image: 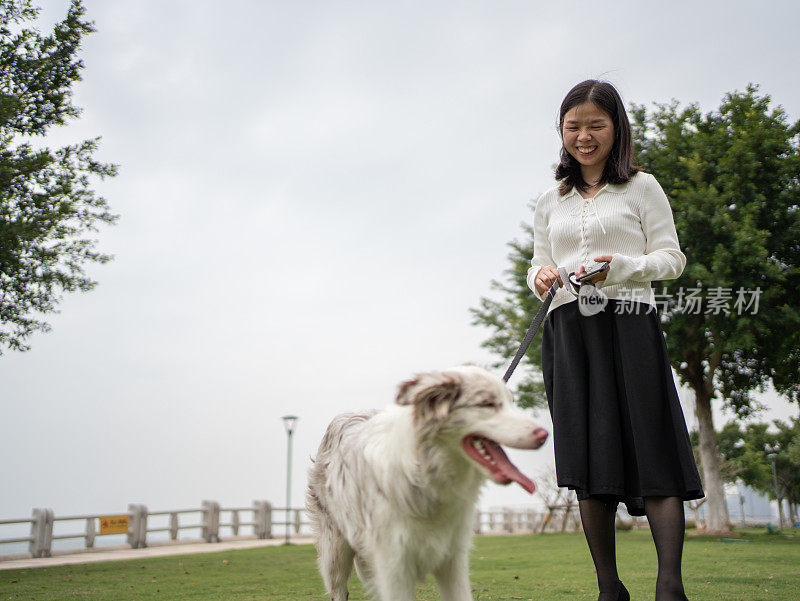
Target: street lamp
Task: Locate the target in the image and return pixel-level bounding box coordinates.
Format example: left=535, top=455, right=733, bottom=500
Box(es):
left=282, top=415, right=299, bottom=544
left=766, top=449, right=785, bottom=530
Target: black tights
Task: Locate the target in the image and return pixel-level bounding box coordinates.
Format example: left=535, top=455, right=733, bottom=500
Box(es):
left=579, top=496, right=688, bottom=601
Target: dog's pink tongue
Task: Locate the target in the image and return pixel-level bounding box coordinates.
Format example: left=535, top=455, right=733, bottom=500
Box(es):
left=462, top=435, right=536, bottom=494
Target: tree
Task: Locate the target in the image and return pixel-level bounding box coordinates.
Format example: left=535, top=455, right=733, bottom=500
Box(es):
left=0, top=0, right=117, bottom=354
left=470, top=223, right=548, bottom=411
left=689, top=422, right=745, bottom=487
left=782, top=422, right=800, bottom=524
left=471, top=84, right=800, bottom=534
left=693, top=418, right=800, bottom=527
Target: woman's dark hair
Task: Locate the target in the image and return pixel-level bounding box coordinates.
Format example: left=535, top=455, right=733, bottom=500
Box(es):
left=555, top=79, right=641, bottom=195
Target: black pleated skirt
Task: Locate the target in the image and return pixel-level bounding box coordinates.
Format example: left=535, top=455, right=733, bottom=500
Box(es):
left=541, top=298, right=704, bottom=516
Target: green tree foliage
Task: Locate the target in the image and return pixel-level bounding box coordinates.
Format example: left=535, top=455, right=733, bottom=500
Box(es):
left=689, top=422, right=746, bottom=485
left=0, top=0, right=117, bottom=354
left=472, top=84, right=800, bottom=532
left=692, top=418, right=800, bottom=508
left=470, top=220, right=548, bottom=411
left=629, top=84, right=800, bottom=414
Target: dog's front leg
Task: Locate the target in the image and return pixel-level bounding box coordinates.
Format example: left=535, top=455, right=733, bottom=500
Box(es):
left=372, top=554, right=416, bottom=601
left=434, top=552, right=473, bottom=601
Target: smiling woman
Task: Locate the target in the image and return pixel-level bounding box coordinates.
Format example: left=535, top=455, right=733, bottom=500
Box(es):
left=562, top=104, right=615, bottom=185
left=526, top=79, right=704, bottom=601
left=554, top=80, right=639, bottom=198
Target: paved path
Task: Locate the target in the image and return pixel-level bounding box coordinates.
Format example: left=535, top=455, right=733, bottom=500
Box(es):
left=0, top=535, right=316, bottom=571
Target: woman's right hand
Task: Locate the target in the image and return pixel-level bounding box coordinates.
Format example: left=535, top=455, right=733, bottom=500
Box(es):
left=534, top=265, right=563, bottom=297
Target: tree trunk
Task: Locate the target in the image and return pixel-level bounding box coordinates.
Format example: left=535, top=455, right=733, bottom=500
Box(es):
left=693, top=389, right=731, bottom=534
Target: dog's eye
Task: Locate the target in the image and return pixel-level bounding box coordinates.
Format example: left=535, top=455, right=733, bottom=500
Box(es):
left=477, top=400, right=497, bottom=409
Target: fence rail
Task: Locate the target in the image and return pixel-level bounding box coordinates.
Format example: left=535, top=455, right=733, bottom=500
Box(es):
left=0, top=501, right=315, bottom=560
left=2, top=501, right=559, bottom=561
left=2, top=502, right=660, bottom=562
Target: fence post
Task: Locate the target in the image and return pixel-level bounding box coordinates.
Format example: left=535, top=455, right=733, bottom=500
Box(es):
left=202, top=500, right=220, bottom=543
left=28, top=508, right=43, bottom=557
left=503, top=508, right=513, bottom=533
left=126, top=504, right=137, bottom=548
left=169, top=512, right=178, bottom=540
left=28, top=508, right=54, bottom=558
left=253, top=501, right=272, bottom=539
left=127, top=504, right=148, bottom=549
left=523, top=509, right=532, bottom=532
left=232, top=510, right=240, bottom=536
left=85, top=517, right=96, bottom=548
left=140, top=505, right=149, bottom=547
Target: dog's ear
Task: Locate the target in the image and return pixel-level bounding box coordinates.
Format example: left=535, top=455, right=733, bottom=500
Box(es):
left=396, top=372, right=461, bottom=422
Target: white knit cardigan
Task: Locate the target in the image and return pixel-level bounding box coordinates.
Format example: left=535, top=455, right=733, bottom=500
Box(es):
left=526, top=171, right=686, bottom=314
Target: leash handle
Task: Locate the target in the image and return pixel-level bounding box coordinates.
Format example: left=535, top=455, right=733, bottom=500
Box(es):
left=502, top=278, right=560, bottom=383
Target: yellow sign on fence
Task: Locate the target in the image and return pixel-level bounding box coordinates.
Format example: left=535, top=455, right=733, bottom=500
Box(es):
left=99, top=515, right=129, bottom=535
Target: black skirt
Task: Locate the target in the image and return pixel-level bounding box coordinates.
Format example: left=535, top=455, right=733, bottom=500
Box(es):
left=541, top=298, right=704, bottom=517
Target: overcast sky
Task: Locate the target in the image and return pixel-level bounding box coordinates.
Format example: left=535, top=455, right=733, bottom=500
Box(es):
left=1, top=0, right=799, bottom=528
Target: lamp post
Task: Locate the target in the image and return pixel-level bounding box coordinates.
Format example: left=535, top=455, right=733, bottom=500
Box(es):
left=766, top=450, right=785, bottom=530
left=282, top=415, right=299, bottom=544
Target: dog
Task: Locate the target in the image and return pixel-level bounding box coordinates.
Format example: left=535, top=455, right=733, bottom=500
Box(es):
left=306, top=365, right=548, bottom=601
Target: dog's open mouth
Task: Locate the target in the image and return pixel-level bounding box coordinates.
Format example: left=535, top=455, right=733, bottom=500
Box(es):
left=461, top=435, right=536, bottom=493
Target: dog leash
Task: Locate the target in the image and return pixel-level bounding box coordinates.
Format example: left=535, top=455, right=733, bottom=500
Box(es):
left=502, top=262, right=611, bottom=382
left=502, top=266, right=569, bottom=383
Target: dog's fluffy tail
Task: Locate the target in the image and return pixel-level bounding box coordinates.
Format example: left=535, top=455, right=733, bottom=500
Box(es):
left=306, top=411, right=376, bottom=531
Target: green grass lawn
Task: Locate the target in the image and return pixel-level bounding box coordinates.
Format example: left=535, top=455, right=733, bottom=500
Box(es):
left=1, top=529, right=798, bottom=600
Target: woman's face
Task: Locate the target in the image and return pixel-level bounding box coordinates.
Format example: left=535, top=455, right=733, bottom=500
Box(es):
left=561, top=101, right=615, bottom=175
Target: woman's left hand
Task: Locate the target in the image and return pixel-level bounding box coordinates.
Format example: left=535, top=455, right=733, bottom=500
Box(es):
left=577, top=254, right=614, bottom=284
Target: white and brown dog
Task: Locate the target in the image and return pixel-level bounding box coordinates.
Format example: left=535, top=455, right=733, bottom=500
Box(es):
left=306, top=365, right=548, bottom=601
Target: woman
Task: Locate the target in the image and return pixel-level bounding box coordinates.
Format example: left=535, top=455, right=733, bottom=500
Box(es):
left=527, top=80, right=704, bottom=601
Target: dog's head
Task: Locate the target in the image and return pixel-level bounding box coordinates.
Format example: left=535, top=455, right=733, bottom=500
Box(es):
left=395, top=365, right=547, bottom=493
